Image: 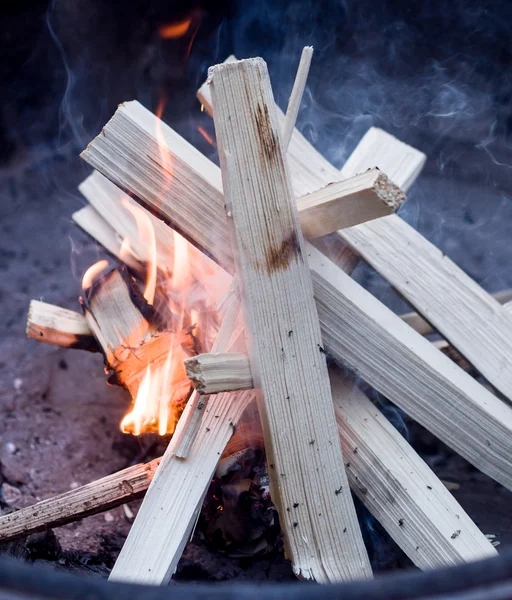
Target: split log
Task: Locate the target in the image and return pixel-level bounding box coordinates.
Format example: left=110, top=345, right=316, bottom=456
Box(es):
left=80, top=103, right=405, bottom=264
left=329, top=370, right=496, bottom=568
left=340, top=127, right=427, bottom=192
left=209, top=57, right=371, bottom=582
left=169, top=284, right=243, bottom=459
left=400, top=289, right=512, bottom=336
left=26, top=300, right=98, bottom=352
left=0, top=459, right=161, bottom=543
left=109, top=388, right=255, bottom=584
left=339, top=215, right=512, bottom=402
left=81, top=100, right=512, bottom=491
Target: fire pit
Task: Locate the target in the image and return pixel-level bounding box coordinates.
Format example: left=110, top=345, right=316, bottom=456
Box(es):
left=2, top=0, right=512, bottom=596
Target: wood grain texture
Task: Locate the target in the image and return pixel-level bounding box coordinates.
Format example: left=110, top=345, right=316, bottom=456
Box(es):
left=400, top=289, right=512, bottom=336
left=307, top=243, right=512, bottom=491
left=184, top=351, right=496, bottom=567
left=26, top=300, right=97, bottom=351
left=329, top=370, right=496, bottom=569
left=297, top=168, right=405, bottom=238
left=209, top=57, right=371, bottom=583
left=340, top=216, right=512, bottom=402
left=340, top=127, right=427, bottom=192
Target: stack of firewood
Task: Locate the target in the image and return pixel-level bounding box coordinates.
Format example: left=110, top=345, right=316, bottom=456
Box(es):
left=2, top=50, right=512, bottom=585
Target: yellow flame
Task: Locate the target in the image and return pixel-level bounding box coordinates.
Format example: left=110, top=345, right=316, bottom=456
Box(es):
left=82, top=260, right=109, bottom=291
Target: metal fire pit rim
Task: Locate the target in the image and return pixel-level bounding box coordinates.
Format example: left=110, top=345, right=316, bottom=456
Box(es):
left=1, top=552, right=512, bottom=600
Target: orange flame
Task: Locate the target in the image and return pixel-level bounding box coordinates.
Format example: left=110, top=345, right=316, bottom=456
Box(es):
left=86, top=91, right=229, bottom=437
left=82, top=260, right=109, bottom=291
left=158, top=18, right=192, bottom=39
left=197, top=126, right=216, bottom=147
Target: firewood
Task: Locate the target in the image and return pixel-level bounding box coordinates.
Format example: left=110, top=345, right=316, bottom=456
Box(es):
left=0, top=459, right=161, bottom=543
left=328, top=370, right=496, bottom=568
left=80, top=103, right=405, bottom=259
left=181, top=244, right=512, bottom=491
left=170, top=284, right=243, bottom=459
left=72, top=205, right=141, bottom=273
left=185, top=351, right=252, bottom=395
left=297, top=169, right=405, bottom=238
left=26, top=300, right=98, bottom=352
left=400, top=289, right=512, bottom=336
left=340, top=215, right=512, bottom=402
left=81, top=100, right=512, bottom=491
left=281, top=46, right=313, bottom=149
left=208, top=57, right=371, bottom=582
left=340, top=127, right=426, bottom=192
left=198, top=58, right=425, bottom=196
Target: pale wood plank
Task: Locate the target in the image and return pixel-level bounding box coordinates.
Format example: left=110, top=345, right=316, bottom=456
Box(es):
left=340, top=216, right=512, bottom=401
left=183, top=351, right=496, bottom=568
left=207, top=56, right=371, bottom=582
left=400, top=289, right=512, bottom=336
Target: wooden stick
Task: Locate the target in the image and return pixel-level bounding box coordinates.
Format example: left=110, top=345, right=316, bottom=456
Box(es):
left=400, top=289, right=512, bottom=336
left=198, top=59, right=426, bottom=196
left=185, top=351, right=252, bottom=395
left=0, top=370, right=496, bottom=569
left=181, top=251, right=512, bottom=492
left=282, top=46, right=313, bottom=149
left=340, top=127, right=427, bottom=192
left=83, top=268, right=193, bottom=434
left=26, top=300, right=98, bottom=352
left=298, top=168, right=405, bottom=238
left=329, top=369, right=496, bottom=568
left=340, top=216, right=512, bottom=402
left=81, top=100, right=512, bottom=491
left=209, top=57, right=371, bottom=582
left=109, top=388, right=255, bottom=584
left=0, top=459, right=161, bottom=543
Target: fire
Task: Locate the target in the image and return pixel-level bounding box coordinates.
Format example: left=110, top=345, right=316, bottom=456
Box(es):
left=83, top=104, right=228, bottom=437
left=197, top=126, right=216, bottom=147
left=158, top=18, right=192, bottom=39
left=82, top=260, right=109, bottom=291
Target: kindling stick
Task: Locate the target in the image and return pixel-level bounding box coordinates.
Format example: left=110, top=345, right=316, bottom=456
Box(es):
left=208, top=57, right=371, bottom=582
left=27, top=300, right=98, bottom=352
left=282, top=46, right=313, bottom=149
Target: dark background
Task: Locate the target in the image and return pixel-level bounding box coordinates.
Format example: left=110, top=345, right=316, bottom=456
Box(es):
left=1, top=0, right=512, bottom=578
